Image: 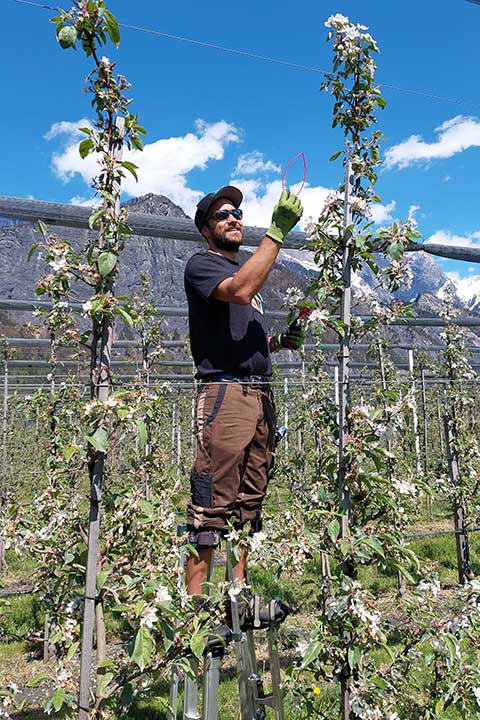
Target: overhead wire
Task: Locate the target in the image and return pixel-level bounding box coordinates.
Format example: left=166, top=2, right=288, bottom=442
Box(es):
left=10, top=0, right=480, bottom=110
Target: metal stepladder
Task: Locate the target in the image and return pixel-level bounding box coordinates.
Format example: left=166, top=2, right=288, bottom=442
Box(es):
left=169, top=531, right=285, bottom=720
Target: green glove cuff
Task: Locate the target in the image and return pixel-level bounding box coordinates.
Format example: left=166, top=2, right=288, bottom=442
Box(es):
left=266, top=224, right=285, bottom=245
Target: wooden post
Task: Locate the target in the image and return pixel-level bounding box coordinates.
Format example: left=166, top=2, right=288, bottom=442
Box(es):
left=443, top=413, right=471, bottom=584
left=436, top=391, right=445, bottom=457
left=283, top=377, right=289, bottom=453
left=337, top=162, right=353, bottom=720
left=171, top=403, right=177, bottom=464
left=0, top=358, right=8, bottom=572
left=420, top=367, right=432, bottom=520
left=78, top=116, right=124, bottom=720
left=298, top=354, right=306, bottom=451
left=378, top=342, right=405, bottom=594
left=408, top=350, right=422, bottom=482
left=141, top=331, right=152, bottom=500
left=334, top=365, right=340, bottom=429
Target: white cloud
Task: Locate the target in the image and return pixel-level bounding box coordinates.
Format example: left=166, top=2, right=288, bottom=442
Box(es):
left=385, top=115, right=480, bottom=169
left=230, top=176, right=400, bottom=235
left=44, top=118, right=92, bottom=141
left=46, top=118, right=241, bottom=217
left=230, top=177, right=332, bottom=231
left=426, top=229, right=480, bottom=248
left=69, top=195, right=101, bottom=207
left=234, top=151, right=280, bottom=176
left=370, top=200, right=396, bottom=224
left=45, top=116, right=399, bottom=233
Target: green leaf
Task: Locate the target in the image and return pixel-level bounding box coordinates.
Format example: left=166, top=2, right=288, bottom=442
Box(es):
left=52, top=687, right=65, bottom=712
left=120, top=682, right=133, bottom=708
left=36, top=220, right=48, bottom=240
left=66, top=640, right=79, bottom=660
left=121, top=161, right=139, bottom=182
left=97, top=672, right=114, bottom=697
left=348, top=645, right=361, bottom=669
left=130, top=625, right=153, bottom=670
left=88, top=207, right=103, bottom=229
left=96, top=571, right=109, bottom=592
left=28, top=242, right=40, bottom=261
left=435, top=698, right=445, bottom=716
left=87, top=427, right=108, bottom=452
left=98, top=659, right=116, bottom=669
left=388, top=241, right=404, bottom=260
left=361, top=536, right=386, bottom=559
left=130, top=135, right=144, bottom=151
left=190, top=632, right=206, bottom=660
left=327, top=518, right=340, bottom=544
left=138, top=499, right=153, bottom=518
left=79, top=138, right=94, bottom=159
left=26, top=672, right=50, bottom=688
left=300, top=640, right=322, bottom=668
left=115, top=305, right=135, bottom=327
left=104, top=10, right=120, bottom=46
left=329, top=150, right=343, bottom=162
left=57, top=25, right=77, bottom=49
left=136, top=419, right=148, bottom=448
left=97, top=251, right=117, bottom=277
left=63, top=445, right=76, bottom=461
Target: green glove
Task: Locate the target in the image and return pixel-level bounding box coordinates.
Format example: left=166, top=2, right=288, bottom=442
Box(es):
left=266, top=189, right=303, bottom=244
left=271, top=324, right=305, bottom=352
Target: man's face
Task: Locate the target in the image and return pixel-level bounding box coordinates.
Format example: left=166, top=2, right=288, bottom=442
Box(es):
left=203, top=198, right=244, bottom=252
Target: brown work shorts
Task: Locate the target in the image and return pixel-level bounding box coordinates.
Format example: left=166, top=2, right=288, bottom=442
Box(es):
left=187, top=381, right=276, bottom=530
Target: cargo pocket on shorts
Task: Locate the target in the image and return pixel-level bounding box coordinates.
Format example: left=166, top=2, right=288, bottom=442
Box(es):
left=190, top=470, right=213, bottom=508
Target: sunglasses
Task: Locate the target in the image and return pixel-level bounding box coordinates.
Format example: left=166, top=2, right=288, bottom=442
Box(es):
left=206, top=208, right=243, bottom=223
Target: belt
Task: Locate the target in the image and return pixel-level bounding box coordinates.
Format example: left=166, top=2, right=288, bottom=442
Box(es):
left=200, top=373, right=270, bottom=387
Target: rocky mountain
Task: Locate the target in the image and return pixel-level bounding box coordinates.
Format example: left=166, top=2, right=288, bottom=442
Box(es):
left=1, top=193, right=479, bottom=350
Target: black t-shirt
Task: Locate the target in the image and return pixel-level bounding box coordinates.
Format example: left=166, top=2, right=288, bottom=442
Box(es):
left=184, top=251, right=272, bottom=380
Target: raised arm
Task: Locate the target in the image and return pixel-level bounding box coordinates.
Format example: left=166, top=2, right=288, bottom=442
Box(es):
left=212, top=190, right=303, bottom=305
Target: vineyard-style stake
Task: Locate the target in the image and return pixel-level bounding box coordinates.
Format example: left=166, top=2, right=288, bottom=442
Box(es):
left=443, top=413, right=472, bottom=584
left=0, top=356, right=8, bottom=572
left=420, top=366, right=433, bottom=520
left=337, top=161, right=353, bottom=720
left=408, top=350, right=422, bottom=482
left=78, top=116, right=125, bottom=720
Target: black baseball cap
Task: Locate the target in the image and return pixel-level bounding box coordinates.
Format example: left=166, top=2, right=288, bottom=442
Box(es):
left=194, top=185, right=243, bottom=233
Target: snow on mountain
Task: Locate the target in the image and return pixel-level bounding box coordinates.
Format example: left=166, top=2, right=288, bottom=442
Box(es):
left=446, top=273, right=480, bottom=312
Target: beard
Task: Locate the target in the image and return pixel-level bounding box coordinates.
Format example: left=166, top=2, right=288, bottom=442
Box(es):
left=210, top=225, right=243, bottom=252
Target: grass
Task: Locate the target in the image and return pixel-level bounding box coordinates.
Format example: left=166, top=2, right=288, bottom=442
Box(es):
left=1, top=516, right=479, bottom=718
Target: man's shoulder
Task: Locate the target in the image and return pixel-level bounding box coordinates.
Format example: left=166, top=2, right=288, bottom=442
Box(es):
left=185, top=251, right=234, bottom=275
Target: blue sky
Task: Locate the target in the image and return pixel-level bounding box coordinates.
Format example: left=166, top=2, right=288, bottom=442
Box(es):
left=3, top=0, right=480, bottom=282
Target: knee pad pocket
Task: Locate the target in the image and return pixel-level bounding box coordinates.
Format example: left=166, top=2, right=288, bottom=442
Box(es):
left=188, top=527, right=221, bottom=549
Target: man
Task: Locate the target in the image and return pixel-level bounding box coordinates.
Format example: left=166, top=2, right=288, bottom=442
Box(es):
left=184, top=185, right=304, bottom=596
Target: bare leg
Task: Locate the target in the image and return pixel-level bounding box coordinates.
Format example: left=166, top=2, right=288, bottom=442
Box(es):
left=186, top=548, right=213, bottom=595
left=233, top=546, right=248, bottom=583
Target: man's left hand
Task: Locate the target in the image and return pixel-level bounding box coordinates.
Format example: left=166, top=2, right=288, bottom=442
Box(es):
left=270, top=324, right=305, bottom=352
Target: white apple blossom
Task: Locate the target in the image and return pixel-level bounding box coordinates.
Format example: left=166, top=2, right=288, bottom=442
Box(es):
left=49, top=257, right=68, bottom=272
left=295, top=638, right=309, bottom=657
left=155, top=585, right=172, bottom=608
left=140, top=606, right=159, bottom=629
left=249, top=531, right=267, bottom=553
left=283, top=287, right=305, bottom=309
